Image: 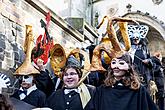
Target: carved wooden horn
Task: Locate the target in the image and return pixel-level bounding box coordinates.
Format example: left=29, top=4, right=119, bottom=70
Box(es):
left=14, top=25, right=40, bottom=75
left=90, top=16, right=138, bottom=72
left=50, top=44, right=66, bottom=77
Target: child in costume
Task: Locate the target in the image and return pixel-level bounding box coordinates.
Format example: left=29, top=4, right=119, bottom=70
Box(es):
left=47, top=55, right=95, bottom=110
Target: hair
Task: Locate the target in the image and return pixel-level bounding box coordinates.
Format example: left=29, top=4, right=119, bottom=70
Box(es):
left=130, top=38, right=148, bottom=46
left=62, top=65, right=83, bottom=78
left=104, top=53, right=140, bottom=90
left=0, top=94, right=14, bottom=110
left=153, top=52, right=162, bottom=60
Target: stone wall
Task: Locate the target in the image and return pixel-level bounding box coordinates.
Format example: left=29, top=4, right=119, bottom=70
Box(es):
left=148, top=37, right=165, bottom=57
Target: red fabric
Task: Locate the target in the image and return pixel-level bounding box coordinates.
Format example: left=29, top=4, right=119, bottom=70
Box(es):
left=32, top=12, right=53, bottom=65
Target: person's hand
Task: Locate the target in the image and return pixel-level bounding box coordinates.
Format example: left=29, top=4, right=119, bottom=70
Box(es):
left=142, top=59, right=149, bottom=64
left=37, top=59, right=45, bottom=71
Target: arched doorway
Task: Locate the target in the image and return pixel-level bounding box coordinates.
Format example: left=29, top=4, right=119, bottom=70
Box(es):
left=122, top=11, right=165, bottom=56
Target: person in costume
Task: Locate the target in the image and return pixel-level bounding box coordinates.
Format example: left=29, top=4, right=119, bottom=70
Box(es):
left=151, top=52, right=164, bottom=110
left=94, top=53, right=158, bottom=110
left=12, top=72, right=46, bottom=107
left=128, top=24, right=153, bottom=87
left=46, top=55, right=95, bottom=110
left=33, top=58, right=55, bottom=98
left=31, top=12, right=62, bottom=96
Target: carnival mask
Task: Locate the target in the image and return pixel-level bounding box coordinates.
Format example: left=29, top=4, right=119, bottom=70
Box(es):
left=128, top=25, right=149, bottom=44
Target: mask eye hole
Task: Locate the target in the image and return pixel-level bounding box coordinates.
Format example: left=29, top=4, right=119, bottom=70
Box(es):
left=23, top=76, right=29, bottom=79
left=111, top=61, right=116, bottom=64
left=119, top=62, right=125, bottom=65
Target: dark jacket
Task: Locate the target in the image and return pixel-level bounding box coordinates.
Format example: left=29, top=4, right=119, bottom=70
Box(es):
left=151, top=56, right=164, bottom=98
left=12, top=89, right=46, bottom=107
left=94, top=84, right=158, bottom=110
left=46, top=84, right=96, bottom=110
left=35, top=69, right=55, bottom=97
left=131, top=44, right=153, bottom=86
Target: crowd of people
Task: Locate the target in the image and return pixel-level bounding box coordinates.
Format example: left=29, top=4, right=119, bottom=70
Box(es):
left=0, top=23, right=164, bottom=110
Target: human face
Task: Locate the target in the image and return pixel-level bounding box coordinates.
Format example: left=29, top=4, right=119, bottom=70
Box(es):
left=21, top=75, right=33, bottom=89
left=111, top=58, right=129, bottom=78
left=37, top=59, right=44, bottom=70
left=63, top=68, right=79, bottom=88
left=132, top=33, right=140, bottom=45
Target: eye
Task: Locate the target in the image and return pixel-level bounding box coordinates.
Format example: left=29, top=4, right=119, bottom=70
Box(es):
left=64, top=73, right=69, bottom=76
left=70, top=72, right=77, bottom=75
left=23, top=76, right=29, bottom=79
left=64, top=72, right=77, bottom=76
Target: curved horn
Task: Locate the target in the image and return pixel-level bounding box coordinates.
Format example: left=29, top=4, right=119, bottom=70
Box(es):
left=96, top=16, right=108, bottom=29
left=14, top=25, right=40, bottom=75
left=50, top=44, right=66, bottom=77
left=67, top=48, right=80, bottom=62
left=90, top=16, right=138, bottom=72
left=77, top=49, right=90, bottom=86
left=90, top=43, right=112, bottom=72
left=118, top=22, right=131, bottom=51
left=106, top=17, right=138, bottom=52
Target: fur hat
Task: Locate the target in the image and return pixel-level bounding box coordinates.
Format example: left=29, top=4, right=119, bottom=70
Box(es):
left=66, top=55, right=81, bottom=68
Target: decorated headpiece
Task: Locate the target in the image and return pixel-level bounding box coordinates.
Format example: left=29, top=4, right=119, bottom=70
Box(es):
left=50, top=44, right=66, bottom=77
left=128, top=25, right=149, bottom=39
left=32, top=12, right=53, bottom=65
left=90, top=16, right=138, bottom=72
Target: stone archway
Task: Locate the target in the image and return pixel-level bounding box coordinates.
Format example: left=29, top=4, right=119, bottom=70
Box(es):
left=122, top=11, right=165, bottom=56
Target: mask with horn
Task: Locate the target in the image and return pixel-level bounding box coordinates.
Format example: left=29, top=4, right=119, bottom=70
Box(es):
left=90, top=16, right=139, bottom=72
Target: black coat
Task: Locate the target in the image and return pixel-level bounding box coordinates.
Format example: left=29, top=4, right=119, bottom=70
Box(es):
left=151, top=56, right=164, bottom=98
left=12, top=89, right=46, bottom=107
left=35, top=69, right=55, bottom=97
left=46, top=85, right=95, bottom=110
left=133, top=46, right=153, bottom=85
left=94, top=84, right=158, bottom=110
